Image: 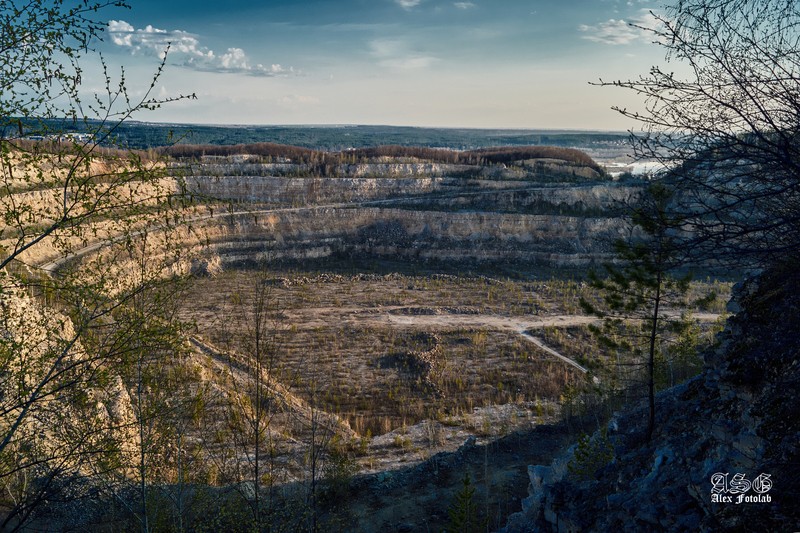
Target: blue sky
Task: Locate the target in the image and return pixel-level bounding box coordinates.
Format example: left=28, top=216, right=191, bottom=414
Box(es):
left=95, top=0, right=670, bottom=129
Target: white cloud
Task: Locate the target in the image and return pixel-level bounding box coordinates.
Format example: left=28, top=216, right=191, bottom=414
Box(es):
left=395, top=0, right=422, bottom=9
left=369, top=39, right=404, bottom=58
left=107, top=20, right=293, bottom=76
left=454, top=2, right=475, bottom=8
left=108, top=20, right=135, bottom=47
left=383, top=56, right=438, bottom=69
left=368, top=39, right=438, bottom=70
left=578, top=10, right=661, bottom=45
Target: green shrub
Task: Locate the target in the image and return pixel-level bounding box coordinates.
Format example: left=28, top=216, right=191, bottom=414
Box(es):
left=446, top=473, right=486, bottom=533
left=567, top=428, right=614, bottom=479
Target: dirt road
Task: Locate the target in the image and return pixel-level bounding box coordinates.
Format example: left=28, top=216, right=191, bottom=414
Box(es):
left=282, top=305, right=720, bottom=375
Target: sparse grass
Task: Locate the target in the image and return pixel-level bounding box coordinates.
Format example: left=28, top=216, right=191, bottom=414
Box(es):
left=178, top=268, right=730, bottom=441
left=180, top=266, right=606, bottom=317
left=178, top=268, right=587, bottom=438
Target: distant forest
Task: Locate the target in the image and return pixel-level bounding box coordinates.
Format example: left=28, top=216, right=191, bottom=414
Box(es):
left=8, top=119, right=628, bottom=151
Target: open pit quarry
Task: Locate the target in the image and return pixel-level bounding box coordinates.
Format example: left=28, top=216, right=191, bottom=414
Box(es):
left=179, top=160, right=635, bottom=272
left=7, top=148, right=698, bottom=532
left=27, top=159, right=635, bottom=282
left=18, top=156, right=641, bottom=281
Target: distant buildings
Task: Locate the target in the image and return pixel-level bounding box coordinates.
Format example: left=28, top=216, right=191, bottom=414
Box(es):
left=22, top=132, right=96, bottom=143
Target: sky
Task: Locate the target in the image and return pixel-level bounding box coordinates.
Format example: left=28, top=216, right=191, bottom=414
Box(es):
left=92, top=0, right=673, bottom=130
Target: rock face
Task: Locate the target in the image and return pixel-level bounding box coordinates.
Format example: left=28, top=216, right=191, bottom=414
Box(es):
left=190, top=207, right=628, bottom=269
left=185, top=175, right=629, bottom=209
left=172, top=174, right=638, bottom=272
left=37, top=160, right=634, bottom=276
left=0, top=281, right=139, bottom=479
left=503, top=264, right=800, bottom=532
left=189, top=159, right=603, bottom=183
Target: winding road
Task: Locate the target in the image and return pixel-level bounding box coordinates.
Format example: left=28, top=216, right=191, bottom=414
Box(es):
left=279, top=305, right=721, bottom=376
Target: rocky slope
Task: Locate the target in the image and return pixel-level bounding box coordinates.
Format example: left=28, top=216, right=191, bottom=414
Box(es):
left=503, top=264, right=800, bottom=531
left=188, top=207, right=628, bottom=268
left=56, top=177, right=636, bottom=283
left=189, top=158, right=603, bottom=182
left=174, top=170, right=636, bottom=273
left=16, top=151, right=632, bottom=278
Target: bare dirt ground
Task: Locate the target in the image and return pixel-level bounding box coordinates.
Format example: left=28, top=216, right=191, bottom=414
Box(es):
left=283, top=305, right=598, bottom=333
left=280, top=304, right=600, bottom=376
left=178, top=270, right=597, bottom=435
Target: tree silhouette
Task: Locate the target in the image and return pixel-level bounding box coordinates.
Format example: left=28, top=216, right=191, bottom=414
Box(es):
left=601, top=0, right=800, bottom=268
left=581, top=183, right=696, bottom=442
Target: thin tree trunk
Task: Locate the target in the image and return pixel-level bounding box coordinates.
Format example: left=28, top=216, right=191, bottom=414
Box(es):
left=138, top=356, right=149, bottom=533
left=646, top=270, right=662, bottom=443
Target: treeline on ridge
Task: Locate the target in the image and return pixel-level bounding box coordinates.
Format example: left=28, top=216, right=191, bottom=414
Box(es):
left=161, top=143, right=601, bottom=171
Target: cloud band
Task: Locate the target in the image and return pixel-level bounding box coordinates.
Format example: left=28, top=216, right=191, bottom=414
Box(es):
left=107, top=20, right=293, bottom=76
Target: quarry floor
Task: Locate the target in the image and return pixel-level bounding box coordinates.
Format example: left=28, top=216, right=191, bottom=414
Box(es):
left=173, top=266, right=725, bottom=530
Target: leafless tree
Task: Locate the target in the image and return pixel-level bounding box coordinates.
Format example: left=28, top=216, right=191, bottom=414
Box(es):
left=213, top=275, right=285, bottom=529
left=602, top=0, right=800, bottom=268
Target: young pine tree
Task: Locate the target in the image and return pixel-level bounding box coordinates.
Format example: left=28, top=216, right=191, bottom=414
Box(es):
left=581, top=183, right=696, bottom=442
